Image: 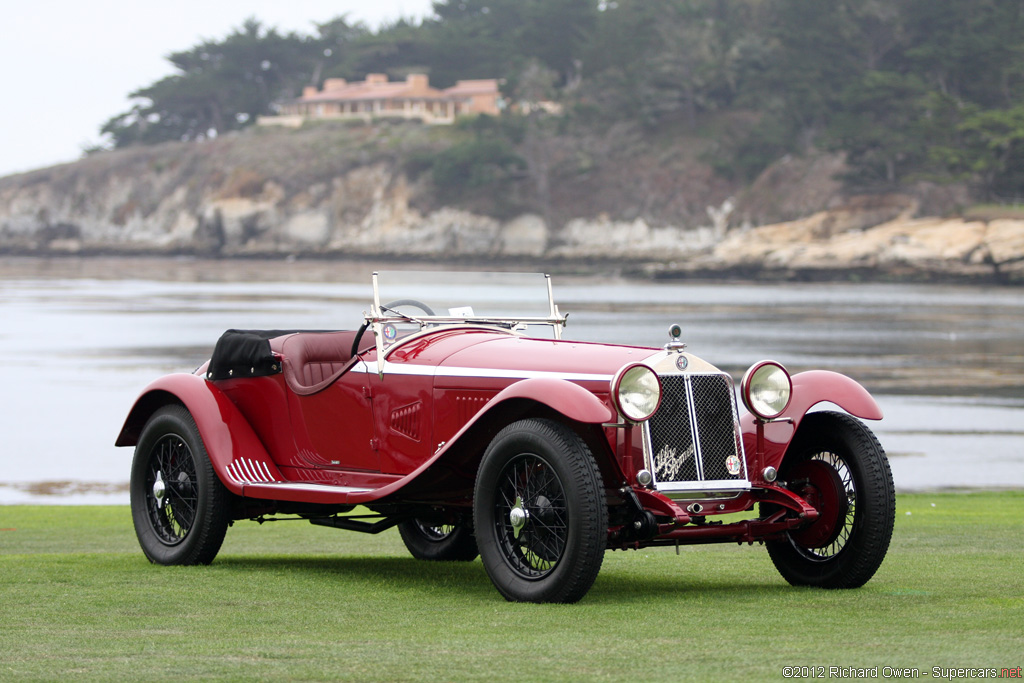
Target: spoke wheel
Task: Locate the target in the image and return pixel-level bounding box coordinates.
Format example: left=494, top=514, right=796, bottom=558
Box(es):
left=130, top=405, right=230, bottom=565
left=145, top=434, right=199, bottom=545
left=494, top=454, right=568, bottom=578
left=397, top=518, right=478, bottom=561
left=474, top=419, right=607, bottom=603
left=416, top=521, right=454, bottom=541
left=788, top=453, right=853, bottom=558
left=763, top=411, right=894, bottom=588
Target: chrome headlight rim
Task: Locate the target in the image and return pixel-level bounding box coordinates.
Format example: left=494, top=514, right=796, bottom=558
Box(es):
left=612, top=363, right=662, bottom=423
left=740, top=360, right=792, bottom=420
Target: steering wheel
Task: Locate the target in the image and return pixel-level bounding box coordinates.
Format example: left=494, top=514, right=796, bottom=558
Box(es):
left=382, top=299, right=436, bottom=317
left=350, top=299, right=436, bottom=358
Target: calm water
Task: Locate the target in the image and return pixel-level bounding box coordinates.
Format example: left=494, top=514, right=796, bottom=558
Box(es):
left=1, top=257, right=1022, bottom=504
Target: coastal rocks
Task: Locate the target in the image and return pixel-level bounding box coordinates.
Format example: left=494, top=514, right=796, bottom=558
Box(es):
left=281, top=210, right=331, bottom=246
left=985, top=220, right=1024, bottom=265
left=333, top=206, right=501, bottom=256
left=552, top=216, right=717, bottom=259
left=1, top=140, right=1023, bottom=283
left=0, top=156, right=716, bottom=261
left=699, top=213, right=1024, bottom=282
left=497, top=214, right=547, bottom=257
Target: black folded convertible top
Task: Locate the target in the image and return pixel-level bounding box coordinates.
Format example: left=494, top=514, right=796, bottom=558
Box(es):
left=206, top=329, right=299, bottom=381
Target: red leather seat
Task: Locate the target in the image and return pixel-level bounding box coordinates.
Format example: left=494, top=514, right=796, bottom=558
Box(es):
left=274, top=331, right=359, bottom=395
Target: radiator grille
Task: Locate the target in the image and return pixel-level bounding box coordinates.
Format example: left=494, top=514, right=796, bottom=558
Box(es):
left=646, top=373, right=746, bottom=490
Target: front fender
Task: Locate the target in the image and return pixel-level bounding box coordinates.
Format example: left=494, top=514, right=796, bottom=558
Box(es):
left=742, top=370, right=882, bottom=475
left=115, top=373, right=278, bottom=496
left=438, top=377, right=614, bottom=466
left=786, top=370, right=882, bottom=422
left=485, top=377, right=616, bottom=425
left=370, top=378, right=615, bottom=502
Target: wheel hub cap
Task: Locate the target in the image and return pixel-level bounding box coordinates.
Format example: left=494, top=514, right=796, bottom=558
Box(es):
left=790, top=459, right=849, bottom=548
left=152, top=471, right=166, bottom=509
left=509, top=496, right=529, bottom=539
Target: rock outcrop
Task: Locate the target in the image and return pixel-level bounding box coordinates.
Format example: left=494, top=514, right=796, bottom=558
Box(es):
left=0, top=144, right=727, bottom=261
left=1, top=129, right=1022, bottom=283
left=677, top=213, right=1024, bottom=283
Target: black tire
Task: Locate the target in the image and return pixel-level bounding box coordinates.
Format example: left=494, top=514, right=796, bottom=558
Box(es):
left=397, top=519, right=479, bottom=561
left=764, top=411, right=895, bottom=588
left=130, top=404, right=230, bottom=565
left=473, top=418, right=607, bottom=603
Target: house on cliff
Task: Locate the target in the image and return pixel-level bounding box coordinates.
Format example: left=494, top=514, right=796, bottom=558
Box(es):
left=261, top=73, right=502, bottom=126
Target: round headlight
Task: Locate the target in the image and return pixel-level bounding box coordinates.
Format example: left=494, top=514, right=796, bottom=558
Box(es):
left=613, top=364, right=662, bottom=422
left=740, top=361, right=792, bottom=420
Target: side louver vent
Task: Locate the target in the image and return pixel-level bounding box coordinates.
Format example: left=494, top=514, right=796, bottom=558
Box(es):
left=390, top=402, right=422, bottom=441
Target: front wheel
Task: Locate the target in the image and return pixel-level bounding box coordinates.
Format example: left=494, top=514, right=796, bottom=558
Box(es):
left=130, top=404, right=230, bottom=565
left=474, top=419, right=607, bottom=603
left=397, top=519, right=478, bottom=561
left=764, top=411, right=895, bottom=588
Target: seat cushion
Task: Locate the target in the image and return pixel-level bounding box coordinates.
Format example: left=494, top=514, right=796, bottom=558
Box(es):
left=276, top=331, right=359, bottom=395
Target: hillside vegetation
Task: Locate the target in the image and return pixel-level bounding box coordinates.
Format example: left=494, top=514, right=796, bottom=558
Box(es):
left=95, top=0, right=1024, bottom=207
left=3, top=1, right=1024, bottom=282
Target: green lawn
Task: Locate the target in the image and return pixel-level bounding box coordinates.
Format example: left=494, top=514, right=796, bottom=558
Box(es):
left=2, top=492, right=1022, bottom=681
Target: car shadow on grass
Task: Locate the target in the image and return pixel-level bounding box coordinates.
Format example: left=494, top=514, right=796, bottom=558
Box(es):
left=587, top=570, right=791, bottom=603
left=209, top=554, right=790, bottom=603
left=214, top=554, right=498, bottom=598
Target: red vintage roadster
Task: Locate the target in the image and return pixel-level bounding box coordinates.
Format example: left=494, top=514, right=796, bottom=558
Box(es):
left=117, top=271, right=895, bottom=603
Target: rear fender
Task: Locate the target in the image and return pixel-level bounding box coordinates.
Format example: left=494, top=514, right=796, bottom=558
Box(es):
left=115, top=373, right=280, bottom=496
left=742, top=370, right=882, bottom=475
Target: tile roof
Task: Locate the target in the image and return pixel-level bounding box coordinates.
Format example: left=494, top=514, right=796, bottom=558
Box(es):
left=300, top=83, right=445, bottom=103
left=295, top=75, right=499, bottom=103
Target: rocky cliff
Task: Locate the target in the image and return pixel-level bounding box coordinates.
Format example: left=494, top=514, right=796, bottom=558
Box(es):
left=2, top=122, right=1022, bottom=283
left=666, top=210, right=1024, bottom=283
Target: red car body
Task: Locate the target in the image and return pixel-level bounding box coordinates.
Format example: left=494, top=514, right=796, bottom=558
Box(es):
left=118, top=272, right=894, bottom=603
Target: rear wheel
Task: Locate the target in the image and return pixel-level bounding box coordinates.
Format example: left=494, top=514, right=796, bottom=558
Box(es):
left=764, top=411, right=894, bottom=588
left=474, top=419, right=607, bottom=603
left=397, top=519, right=478, bottom=561
left=130, top=405, right=230, bottom=565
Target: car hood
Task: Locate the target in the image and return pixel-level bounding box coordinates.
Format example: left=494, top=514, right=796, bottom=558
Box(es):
left=434, top=334, right=658, bottom=384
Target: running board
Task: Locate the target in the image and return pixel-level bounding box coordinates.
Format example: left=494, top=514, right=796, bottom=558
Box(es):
left=240, top=481, right=375, bottom=505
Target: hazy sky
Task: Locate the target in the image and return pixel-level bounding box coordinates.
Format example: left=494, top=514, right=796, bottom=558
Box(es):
left=0, top=0, right=435, bottom=178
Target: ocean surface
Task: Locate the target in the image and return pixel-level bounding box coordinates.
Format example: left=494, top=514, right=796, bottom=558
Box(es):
left=1, top=257, right=1022, bottom=504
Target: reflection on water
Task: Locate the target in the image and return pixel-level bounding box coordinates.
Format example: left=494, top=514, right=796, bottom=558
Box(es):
left=1, top=257, right=1022, bottom=503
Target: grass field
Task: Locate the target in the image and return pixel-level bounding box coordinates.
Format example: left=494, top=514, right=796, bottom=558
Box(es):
left=2, top=492, right=1022, bottom=681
